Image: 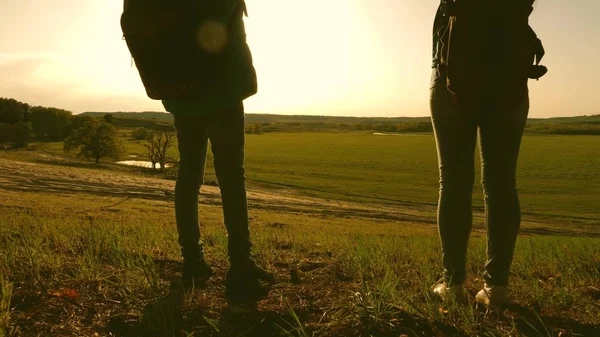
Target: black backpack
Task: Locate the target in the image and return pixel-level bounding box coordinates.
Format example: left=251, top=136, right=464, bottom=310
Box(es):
left=121, top=0, right=247, bottom=100
left=440, top=0, right=547, bottom=112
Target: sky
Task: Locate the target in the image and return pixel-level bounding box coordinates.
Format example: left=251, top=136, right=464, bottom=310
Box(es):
left=0, top=0, right=598, bottom=118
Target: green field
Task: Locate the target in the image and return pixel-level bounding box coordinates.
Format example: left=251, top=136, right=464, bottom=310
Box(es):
left=1, top=130, right=599, bottom=336
left=38, top=132, right=600, bottom=225
left=0, top=170, right=598, bottom=337
left=243, top=133, right=600, bottom=225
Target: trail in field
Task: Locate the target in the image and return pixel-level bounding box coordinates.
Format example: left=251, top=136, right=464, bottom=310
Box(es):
left=0, top=158, right=435, bottom=224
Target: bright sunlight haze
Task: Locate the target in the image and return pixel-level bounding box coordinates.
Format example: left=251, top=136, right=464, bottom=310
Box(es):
left=0, top=0, right=598, bottom=117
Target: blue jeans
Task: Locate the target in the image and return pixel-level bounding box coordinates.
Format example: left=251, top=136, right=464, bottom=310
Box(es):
left=173, top=102, right=251, bottom=261
left=430, top=67, right=529, bottom=286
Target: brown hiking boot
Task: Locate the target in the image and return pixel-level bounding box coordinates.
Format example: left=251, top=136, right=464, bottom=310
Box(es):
left=182, top=258, right=214, bottom=282
left=181, top=245, right=214, bottom=282
left=225, top=259, right=274, bottom=303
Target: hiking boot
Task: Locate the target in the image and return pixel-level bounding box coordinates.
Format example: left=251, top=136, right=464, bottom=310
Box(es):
left=475, top=283, right=509, bottom=306
left=182, top=258, right=214, bottom=282
left=225, top=259, right=274, bottom=303
left=432, top=281, right=468, bottom=303
left=181, top=245, right=214, bottom=282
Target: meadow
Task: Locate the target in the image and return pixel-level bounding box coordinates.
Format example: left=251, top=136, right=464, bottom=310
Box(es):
left=0, top=131, right=598, bottom=336
left=243, top=133, right=599, bottom=225
left=37, top=131, right=600, bottom=225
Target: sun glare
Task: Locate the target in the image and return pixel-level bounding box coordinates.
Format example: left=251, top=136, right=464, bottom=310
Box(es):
left=243, top=0, right=387, bottom=115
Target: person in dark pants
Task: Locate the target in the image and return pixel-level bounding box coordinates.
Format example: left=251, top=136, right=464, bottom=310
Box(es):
left=429, top=3, right=542, bottom=305
left=162, top=1, right=274, bottom=303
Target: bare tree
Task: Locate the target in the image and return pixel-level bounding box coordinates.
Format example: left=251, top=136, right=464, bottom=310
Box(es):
left=143, top=130, right=175, bottom=170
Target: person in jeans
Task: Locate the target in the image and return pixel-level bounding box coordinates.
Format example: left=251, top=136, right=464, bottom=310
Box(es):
left=429, top=2, right=544, bottom=305
left=162, top=1, right=274, bottom=303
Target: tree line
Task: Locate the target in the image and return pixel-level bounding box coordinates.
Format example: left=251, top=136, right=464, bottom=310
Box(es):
left=0, top=97, right=127, bottom=163
left=0, top=97, right=97, bottom=146
left=0, top=98, right=176, bottom=169
left=0, top=98, right=33, bottom=147
left=245, top=121, right=599, bottom=135
left=3, top=96, right=597, bottom=165
left=246, top=121, right=435, bottom=134
left=524, top=123, right=600, bottom=135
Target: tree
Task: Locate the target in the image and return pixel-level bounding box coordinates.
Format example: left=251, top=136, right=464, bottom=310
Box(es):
left=132, top=127, right=150, bottom=140
left=104, top=114, right=114, bottom=124
left=69, top=115, right=95, bottom=135
left=144, top=130, right=176, bottom=170
left=30, top=107, right=72, bottom=139
left=0, top=123, right=31, bottom=147
left=0, top=98, right=27, bottom=125
left=13, top=123, right=31, bottom=147
left=0, top=123, right=16, bottom=143
left=64, top=120, right=124, bottom=164
left=246, top=123, right=262, bottom=135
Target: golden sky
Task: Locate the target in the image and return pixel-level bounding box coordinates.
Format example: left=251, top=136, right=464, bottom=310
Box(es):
left=0, top=0, right=598, bottom=117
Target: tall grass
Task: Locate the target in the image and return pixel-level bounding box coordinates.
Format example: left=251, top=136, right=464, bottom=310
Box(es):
left=1, top=201, right=598, bottom=336
left=0, top=273, right=14, bottom=337
left=0, top=140, right=598, bottom=336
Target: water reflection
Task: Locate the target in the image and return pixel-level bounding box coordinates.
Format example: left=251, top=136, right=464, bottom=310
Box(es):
left=116, top=161, right=173, bottom=169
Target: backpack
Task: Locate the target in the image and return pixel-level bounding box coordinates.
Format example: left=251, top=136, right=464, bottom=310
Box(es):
left=121, top=0, right=247, bottom=100
left=440, top=0, right=547, bottom=112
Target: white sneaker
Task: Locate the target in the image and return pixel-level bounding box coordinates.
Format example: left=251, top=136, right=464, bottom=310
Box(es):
left=432, top=282, right=467, bottom=303
left=475, top=284, right=509, bottom=305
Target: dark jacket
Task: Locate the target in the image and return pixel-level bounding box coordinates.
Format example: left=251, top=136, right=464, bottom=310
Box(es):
left=161, top=0, right=257, bottom=116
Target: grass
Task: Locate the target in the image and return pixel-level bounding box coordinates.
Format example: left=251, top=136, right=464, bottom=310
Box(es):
left=0, top=185, right=598, bottom=336
left=244, top=133, right=599, bottom=223
left=1, top=131, right=598, bottom=336
left=0, top=273, right=15, bottom=337
left=32, top=132, right=600, bottom=226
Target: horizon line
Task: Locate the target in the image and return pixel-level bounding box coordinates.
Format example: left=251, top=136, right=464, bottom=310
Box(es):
left=79, top=111, right=600, bottom=120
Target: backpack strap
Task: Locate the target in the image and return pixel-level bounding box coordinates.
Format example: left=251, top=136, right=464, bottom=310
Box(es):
left=440, top=0, right=457, bottom=17
left=527, top=26, right=545, bottom=65
left=527, top=26, right=548, bottom=79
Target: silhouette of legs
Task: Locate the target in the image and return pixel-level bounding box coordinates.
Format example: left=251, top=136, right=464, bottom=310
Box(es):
left=207, top=102, right=252, bottom=261
left=430, top=67, right=477, bottom=286
left=430, top=67, right=529, bottom=287
left=479, top=98, right=529, bottom=286
left=174, top=103, right=272, bottom=302
left=174, top=115, right=210, bottom=252
left=173, top=103, right=251, bottom=259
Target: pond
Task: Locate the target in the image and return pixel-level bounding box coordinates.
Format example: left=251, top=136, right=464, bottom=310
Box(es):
left=116, top=161, right=173, bottom=169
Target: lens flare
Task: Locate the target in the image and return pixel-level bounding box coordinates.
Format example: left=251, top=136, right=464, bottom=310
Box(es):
left=196, top=21, right=228, bottom=53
